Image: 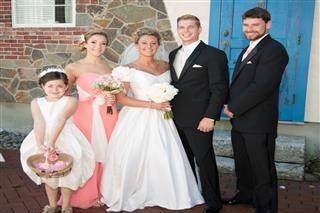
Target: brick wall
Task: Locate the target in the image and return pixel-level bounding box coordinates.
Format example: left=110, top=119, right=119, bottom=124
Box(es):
left=0, top=0, right=89, bottom=60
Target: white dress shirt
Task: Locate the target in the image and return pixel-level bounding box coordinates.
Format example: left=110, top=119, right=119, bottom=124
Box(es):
left=174, top=40, right=201, bottom=78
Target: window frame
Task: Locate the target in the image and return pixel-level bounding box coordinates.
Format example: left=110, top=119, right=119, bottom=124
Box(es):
left=11, top=0, right=76, bottom=28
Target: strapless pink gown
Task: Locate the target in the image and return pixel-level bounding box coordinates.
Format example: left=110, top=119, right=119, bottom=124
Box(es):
left=71, top=73, right=118, bottom=209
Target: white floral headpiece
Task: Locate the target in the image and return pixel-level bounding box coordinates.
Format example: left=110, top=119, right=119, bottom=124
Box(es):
left=38, top=66, right=65, bottom=78
left=79, top=34, right=86, bottom=43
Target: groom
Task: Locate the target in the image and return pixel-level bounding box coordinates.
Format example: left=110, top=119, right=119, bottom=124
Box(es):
left=169, top=15, right=229, bottom=213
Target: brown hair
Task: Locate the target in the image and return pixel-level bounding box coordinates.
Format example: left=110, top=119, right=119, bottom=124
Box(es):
left=242, top=7, right=271, bottom=23
left=177, top=14, right=201, bottom=27
left=79, top=30, right=109, bottom=51
left=134, top=28, right=161, bottom=45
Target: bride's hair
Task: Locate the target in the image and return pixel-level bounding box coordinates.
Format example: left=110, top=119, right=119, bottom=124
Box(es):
left=79, top=30, right=109, bottom=51
left=134, top=28, right=161, bottom=45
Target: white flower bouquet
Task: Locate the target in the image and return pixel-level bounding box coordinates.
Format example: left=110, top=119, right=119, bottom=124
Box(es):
left=147, top=82, right=179, bottom=119
left=92, top=74, right=125, bottom=114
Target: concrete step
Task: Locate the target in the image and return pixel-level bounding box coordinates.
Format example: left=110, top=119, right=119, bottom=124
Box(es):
left=213, top=130, right=305, bottom=181
left=216, top=156, right=304, bottom=181
left=213, top=130, right=306, bottom=164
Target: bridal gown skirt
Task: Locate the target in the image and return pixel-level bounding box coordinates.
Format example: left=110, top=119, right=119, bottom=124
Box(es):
left=100, top=106, right=204, bottom=212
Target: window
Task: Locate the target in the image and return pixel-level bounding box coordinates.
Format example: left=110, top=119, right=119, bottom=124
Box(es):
left=12, top=0, right=75, bottom=27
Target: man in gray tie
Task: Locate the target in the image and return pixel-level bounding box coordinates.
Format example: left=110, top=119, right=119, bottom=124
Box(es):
left=223, top=7, right=289, bottom=213
left=169, top=14, right=229, bottom=213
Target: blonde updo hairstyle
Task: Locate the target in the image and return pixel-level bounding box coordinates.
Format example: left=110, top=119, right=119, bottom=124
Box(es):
left=79, top=30, right=109, bottom=51
left=134, top=28, right=161, bottom=45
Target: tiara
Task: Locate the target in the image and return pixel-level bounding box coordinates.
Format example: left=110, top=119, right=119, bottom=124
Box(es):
left=38, top=66, right=65, bottom=78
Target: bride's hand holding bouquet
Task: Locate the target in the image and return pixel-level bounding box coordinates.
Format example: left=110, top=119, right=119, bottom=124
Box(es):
left=147, top=82, right=178, bottom=119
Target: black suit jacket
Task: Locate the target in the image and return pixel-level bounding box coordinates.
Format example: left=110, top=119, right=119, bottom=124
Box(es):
left=228, top=35, right=289, bottom=133
left=169, top=41, right=229, bottom=127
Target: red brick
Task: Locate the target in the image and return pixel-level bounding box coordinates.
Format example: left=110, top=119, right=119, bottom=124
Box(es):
left=18, top=40, right=31, bottom=43
left=4, top=55, right=17, bottom=59
left=23, top=197, right=42, bottom=212
left=59, top=40, right=72, bottom=44
left=78, top=0, right=91, bottom=3
left=11, top=203, right=29, bottom=213
left=3, top=189, right=19, bottom=202
left=18, top=56, right=30, bottom=59
left=0, top=206, right=13, bottom=213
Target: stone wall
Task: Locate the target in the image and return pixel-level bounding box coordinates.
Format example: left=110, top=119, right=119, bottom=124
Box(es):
left=0, top=0, right=177, bottom=103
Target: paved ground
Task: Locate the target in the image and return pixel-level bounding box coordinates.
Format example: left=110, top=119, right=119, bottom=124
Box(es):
left=0, top=149, right=319, bottom=213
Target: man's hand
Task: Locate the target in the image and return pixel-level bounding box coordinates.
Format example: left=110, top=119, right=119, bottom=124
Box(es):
left=197, top=117, right=215, bottom=132
left=223, top=105, right=234, bottom=118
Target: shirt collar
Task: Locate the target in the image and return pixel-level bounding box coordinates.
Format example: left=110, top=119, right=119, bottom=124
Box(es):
left=249, top=33, right=269, bottom=48
left=182, top=40, right=201, bottom=54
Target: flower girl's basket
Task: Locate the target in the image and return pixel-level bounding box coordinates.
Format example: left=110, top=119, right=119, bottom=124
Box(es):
left=27, top=152, right=73, bottom=178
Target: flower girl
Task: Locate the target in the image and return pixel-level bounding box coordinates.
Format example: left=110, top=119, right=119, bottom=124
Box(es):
left=20, top=65, right=95, bottom=213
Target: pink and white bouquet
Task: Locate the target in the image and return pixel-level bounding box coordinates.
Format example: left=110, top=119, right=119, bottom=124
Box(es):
left=92, top=74, right=125, bottom=114
left=147, top=82, right=178, bottom=119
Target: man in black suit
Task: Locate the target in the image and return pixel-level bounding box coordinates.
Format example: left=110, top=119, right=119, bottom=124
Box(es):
left=169, top=15, right=229, bottom=213
left=223, top=7, right=289, bottom=213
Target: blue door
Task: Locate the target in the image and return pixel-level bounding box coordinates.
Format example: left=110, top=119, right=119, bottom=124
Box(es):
left=209, top=0, right=315, bottom=122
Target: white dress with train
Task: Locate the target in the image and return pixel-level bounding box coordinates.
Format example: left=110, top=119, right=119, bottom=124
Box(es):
left=20, top=96, right=95, bottom=190
left=100, top=66, right=204, bottom=212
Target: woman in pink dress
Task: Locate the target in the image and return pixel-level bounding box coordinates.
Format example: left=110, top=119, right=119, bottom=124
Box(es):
left=65, top=30, right=118, bottom=209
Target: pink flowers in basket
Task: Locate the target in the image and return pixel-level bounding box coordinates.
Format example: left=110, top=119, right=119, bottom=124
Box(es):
left=35, top=161, right=67, bottom=173
left=34, top=151, right=68, bottom=173
left=92, top=74, right=125, bottom=114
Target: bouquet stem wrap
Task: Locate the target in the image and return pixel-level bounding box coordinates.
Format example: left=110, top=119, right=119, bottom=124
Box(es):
left=92, top=75, right=125, bottom=115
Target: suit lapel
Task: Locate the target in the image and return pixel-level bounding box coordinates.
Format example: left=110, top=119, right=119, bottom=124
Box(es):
left=170, top=46, right=181, bottom=82
left=232, top=47, right=258, bottom=81
left=232, top=48, right=246, bottom=81
left=238, top=48, right=257, bottom=71
left=178, top=41, right=204, bottom=80
left=231, top=35, right=272, bottom=83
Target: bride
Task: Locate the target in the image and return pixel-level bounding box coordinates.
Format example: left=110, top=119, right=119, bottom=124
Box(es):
left=100, top=28, right=204, bottom=212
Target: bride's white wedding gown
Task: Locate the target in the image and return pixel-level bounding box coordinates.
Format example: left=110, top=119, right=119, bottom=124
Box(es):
left=100, top=66, right=204, bottom=212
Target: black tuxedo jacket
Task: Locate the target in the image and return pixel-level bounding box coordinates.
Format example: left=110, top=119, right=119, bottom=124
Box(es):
left=228, top=35, right=289, bottom=133
left=169, top=41, right=229, bottom=127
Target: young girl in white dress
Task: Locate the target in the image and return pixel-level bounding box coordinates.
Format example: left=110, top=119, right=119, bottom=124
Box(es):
left=20, top=66, right=95, bottom=213
left=100, top=28, right=204, bottom=212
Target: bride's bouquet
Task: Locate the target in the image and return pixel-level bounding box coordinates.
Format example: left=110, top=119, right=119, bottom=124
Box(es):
left=147, top=82, right=178, bottom=120
left=92, top=75, right=125, bottom=114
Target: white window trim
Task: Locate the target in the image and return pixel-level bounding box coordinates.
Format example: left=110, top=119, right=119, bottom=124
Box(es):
left=11, top=0, right=76, bottom=28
